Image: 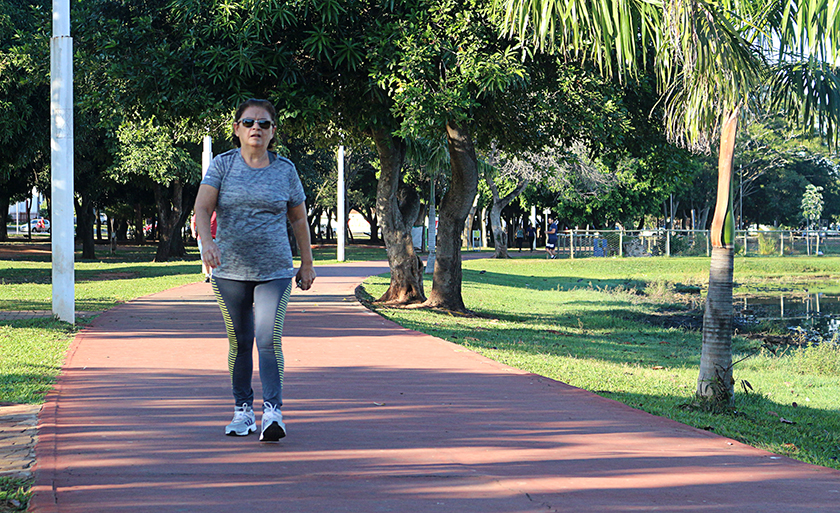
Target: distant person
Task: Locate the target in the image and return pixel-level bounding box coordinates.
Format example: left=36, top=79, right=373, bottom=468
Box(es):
left=194, top=98, right=316, bottom=443
left=191, top=211, right=217, bottom=282
left=546, top=216, right=558, bottom=259
left=515, top=225, right=525, bottom=252
left=527, top=224, right=536, bottom=251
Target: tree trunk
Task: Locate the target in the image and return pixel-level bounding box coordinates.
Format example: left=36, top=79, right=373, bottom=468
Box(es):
left=169, top=203, right=190, bottom=258
left=117, top=219, right=129, bottom=242
left=490, top=202, right=507, bottom=258
left=699, top=246, right=734, bottom=399
left=149, top=213, right=158, bottom=241
left=362, top=206, right=380, bottom=244
left=133, top=203, right=146, bottom=245
left=309, top=206, right=322, bottom=242
left=698, top=107, right=739, bottom=403
left=462, top=195, right=478, bottom=249
left=697, top=206, right=710, bottom=231
left=0, top=195, right=9, bottom=242
left=153, top=180, right=185, bottom=262
left=425, top=120, right=479, bottom=312
left=168, top=185, right=196, bottom=258
left=486, top=172, right=528, bottom=259
left=74, top=194, right=97, bottom=260
left=371, top=127, right=425, bottom=305
left=96, top=209, right=103, bottom=243
left=25, top=199, right=31, bottom=241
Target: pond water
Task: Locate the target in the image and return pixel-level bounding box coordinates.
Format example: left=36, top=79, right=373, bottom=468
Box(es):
left=734, top=292, right=840, bottom=337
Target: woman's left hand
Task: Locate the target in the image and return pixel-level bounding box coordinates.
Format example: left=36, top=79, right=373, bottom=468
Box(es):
left=295, top=264, right=317, bottom=290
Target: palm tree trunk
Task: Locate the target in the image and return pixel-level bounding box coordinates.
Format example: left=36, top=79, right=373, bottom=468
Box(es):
left=697, top=107, right=739, bottom=402
left=699, top=245, right=734, bottom=398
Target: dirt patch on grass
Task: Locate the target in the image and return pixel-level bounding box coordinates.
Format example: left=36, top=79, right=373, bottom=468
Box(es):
left=0, top=242, right=52, bottom=260
left=645, top=310, right=704, bottom=331
left=87, top=272, right=138, bottom=281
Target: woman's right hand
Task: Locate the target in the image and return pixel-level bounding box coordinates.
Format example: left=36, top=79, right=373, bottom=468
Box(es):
left=201, top=239, right=221, bottom=269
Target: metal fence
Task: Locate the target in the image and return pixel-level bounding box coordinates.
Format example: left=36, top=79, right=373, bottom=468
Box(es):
left=550, top=229, right=839, bottom=258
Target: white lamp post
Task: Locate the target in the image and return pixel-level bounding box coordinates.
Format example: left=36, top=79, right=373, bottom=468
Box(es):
left=202, top=136, right=212, bottom=177
left=425, top=177, right=436, bottom=273
left=51, top=0, right=74, bottom=323
left=337, top=145, right=346, bottom=262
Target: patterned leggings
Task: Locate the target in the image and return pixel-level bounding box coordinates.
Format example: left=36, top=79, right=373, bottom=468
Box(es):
left=211, top=276, right=293, bottom=410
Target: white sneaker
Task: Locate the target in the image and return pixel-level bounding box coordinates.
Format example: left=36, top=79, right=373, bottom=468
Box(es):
left=225, top=404, right=256, bottom=436
left=260, top=402, right=287, bottom=442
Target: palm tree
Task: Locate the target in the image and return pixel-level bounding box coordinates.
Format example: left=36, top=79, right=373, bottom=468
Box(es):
left=404, top=137, right=451, bottom=273
left=494, top=0, right=840, bottom=403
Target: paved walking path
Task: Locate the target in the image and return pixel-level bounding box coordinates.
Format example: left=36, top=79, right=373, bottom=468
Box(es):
left=32, top=261, right=840, bottom=512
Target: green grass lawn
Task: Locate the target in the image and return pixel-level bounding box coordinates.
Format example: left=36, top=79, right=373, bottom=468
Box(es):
left=361, top=255, right=840, bottom=470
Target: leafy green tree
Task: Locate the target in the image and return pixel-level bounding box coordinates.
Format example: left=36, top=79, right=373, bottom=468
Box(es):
left=74, top=0, right=227, bottom=260
left=279, top=138, right=332, bottom=231
left=551, top=76, right=699, bottom=230
left=685, top=3, right=839, bottom=403
left=167, top=0, right=531, bottom=309
left=73, top=107, right=118, bottom=259
left=110, top=118, right=201, bottom=261
left=801, top=183, right=825, bottom=255
left=496, top=0, right=840, bottom=404
left=160, top=0, right=432, bottom=302
left=284, top=138, right=381, bottom=245
left=478, top=59, right=638, bottom=256
left=801, top=184, right=824, bottom=227
left=372, top=0, right=572, bottom=310
left=346, top=146, right=384, bottom=244
left=405, top=136, right=451, bottom=268
left=735, top=120, right=840, bottom=228
left=0, top=0, right=50, bottom=241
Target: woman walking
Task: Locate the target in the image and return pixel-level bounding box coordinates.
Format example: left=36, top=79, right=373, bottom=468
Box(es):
left=194, top=98, right=316, bottom=442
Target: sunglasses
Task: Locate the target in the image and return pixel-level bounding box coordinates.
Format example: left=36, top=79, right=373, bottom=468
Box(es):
left=237, top=118, right=274, bottom=129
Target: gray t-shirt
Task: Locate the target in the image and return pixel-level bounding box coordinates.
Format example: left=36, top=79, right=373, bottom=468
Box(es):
left=201, top=149, right=306, bottom=281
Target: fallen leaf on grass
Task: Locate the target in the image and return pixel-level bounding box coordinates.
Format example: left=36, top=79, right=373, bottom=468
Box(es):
left=780, top=418, right=796, bottom=424
left=768, top=411, right=779, bottom=417
left=652, top=366, right=665, bottom=370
